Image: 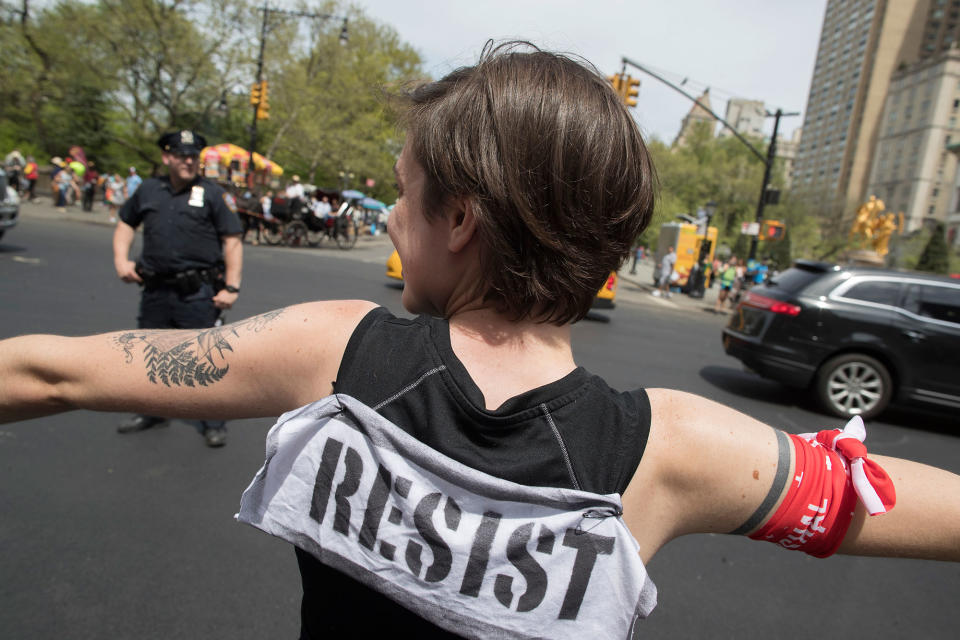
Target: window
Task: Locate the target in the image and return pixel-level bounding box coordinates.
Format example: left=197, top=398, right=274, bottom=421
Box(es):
left=903, top=284, right=960, bottom=325
left=841, top=281, right=902, bottom=306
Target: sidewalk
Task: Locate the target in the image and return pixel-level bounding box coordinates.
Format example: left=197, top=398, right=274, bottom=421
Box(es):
left=615, top=256, right=729, bottom=315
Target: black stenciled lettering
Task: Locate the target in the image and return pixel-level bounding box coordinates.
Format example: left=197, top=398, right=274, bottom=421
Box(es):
left=309, top=438, right=344, bottom=524
left=359, top=464, right=392, bottom=551
left=459, top=511, right=502, bottom=598
left=332, top=447, right=364, bottom=536
left=405, top=540, right=423, bottom=577
left=537, top=527, right=556, bottom=555
left=494, top=523, right=549, bottom=613
left=379, top=541, right=396, bottom=561
left=406, top=493, right=457, bottom=583
left=558, top=529, right=616, bottom=620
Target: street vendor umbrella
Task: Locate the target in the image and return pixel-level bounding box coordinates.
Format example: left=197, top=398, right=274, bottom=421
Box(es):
left=341, top=189, right=365, bottom=200
left=252, top=152, right=283, bottom=176
left=204, top=143, right=249, bottom=166
left=360, top=197, right=386, bottom=210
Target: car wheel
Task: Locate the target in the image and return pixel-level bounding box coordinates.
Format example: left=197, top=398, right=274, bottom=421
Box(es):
left=815, top=353, right=893, bottom=420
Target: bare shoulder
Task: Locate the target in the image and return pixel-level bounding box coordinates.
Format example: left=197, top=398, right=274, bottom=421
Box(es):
left=621, top=388, right=786, bottom=561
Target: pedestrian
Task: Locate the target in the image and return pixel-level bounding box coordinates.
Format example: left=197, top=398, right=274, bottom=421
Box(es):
left=53, top=161, right=74, bottom=212
left=23, top=156, right=38, bottom=201
left=111, top=130, right=244, bottom=447
left=630, top=244, right=642, bottom=274
left=125, top=166, right=142, bottom=199
left=653, top=245, right=677, bottom=298
left=714, top=257, right=738, bottom=313
left=0, top=43, right=957, bottom=638
left=81, top=161, right=99, bottom=212
left=105, top=172, right=125, bottom=222
left=4, top=149, right=25, bottom=193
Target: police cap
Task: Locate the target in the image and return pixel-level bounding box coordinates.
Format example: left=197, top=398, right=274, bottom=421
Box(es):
left=157, top=130, right=207, bottom=156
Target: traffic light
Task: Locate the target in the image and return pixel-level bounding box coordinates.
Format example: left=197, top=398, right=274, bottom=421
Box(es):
left=256, top=81, right=270, bottom=120
left=762, top=220, right=785, bottom=240
left=624, top=76, right=640, bottom=108
left=250, top=82, right=262, bottom=106
left=607, top=73, right=624, bottom=98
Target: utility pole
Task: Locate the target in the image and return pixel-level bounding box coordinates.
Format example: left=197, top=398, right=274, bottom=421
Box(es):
left=248, top=3, right=348, bottom=187
left=750, top=109, right=781, bottom=262
left=620, top=56, right=798, bottom=260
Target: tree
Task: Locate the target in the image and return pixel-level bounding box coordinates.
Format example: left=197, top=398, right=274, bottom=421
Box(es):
left=916, top=223, right=950, bottom=274
left=1, top=0, right=255, bottom=171
left=260, top=1, right=423, bottom=202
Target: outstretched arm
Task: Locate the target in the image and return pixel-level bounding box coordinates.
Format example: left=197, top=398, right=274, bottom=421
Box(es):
left=0, top=300, right=378, bottom=424
left=622, top=389, right=960, bottom=563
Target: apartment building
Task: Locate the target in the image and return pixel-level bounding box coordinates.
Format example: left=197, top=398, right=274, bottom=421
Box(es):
left=791, top=0, right=929, bottom=213
left=867, top=47, right=960, bottom=234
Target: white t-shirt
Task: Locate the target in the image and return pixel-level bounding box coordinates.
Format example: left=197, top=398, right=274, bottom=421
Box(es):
left=313, top=200, right=332, bottom=218
left=285, top=183, right=304, bottom=200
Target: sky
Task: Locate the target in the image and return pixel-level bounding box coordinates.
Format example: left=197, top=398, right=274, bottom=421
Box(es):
left=351, top=0, right=829, bottom=144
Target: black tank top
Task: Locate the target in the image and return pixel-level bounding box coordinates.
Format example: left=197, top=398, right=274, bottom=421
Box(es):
left=296, top=308, right=651, bottom=638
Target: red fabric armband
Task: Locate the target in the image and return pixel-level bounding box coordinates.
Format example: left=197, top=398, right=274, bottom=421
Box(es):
left=749, top=416, right=896, bottom=558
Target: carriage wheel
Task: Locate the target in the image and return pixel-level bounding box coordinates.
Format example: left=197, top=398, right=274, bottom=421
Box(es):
left=283, top=220, right=308, bottom=247
left=262, top=222, right=284, bottom=245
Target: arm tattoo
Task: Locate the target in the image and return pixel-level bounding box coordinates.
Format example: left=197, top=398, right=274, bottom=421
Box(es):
left=113, top=309, right=285, bottom=387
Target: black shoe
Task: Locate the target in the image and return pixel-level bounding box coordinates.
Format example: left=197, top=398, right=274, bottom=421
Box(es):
left=117, top=415, right=166, bottom=434
left=203, top=427, right=227, bottom=448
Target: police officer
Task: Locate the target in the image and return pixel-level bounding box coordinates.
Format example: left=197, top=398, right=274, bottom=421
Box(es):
left=112, top=130, right=244, bottom=447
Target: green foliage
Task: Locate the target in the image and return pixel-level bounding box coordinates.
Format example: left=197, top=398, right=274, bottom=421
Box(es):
left=731, top=233, right=750, bottom=261
left=0, top=0, right=423, bottom=193
left=260, top=2, right=422, bottom=203
left=916, top=223, right=950, bottom=274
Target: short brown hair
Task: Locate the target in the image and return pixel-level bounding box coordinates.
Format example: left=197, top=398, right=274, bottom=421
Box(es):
left=400, top=41, right=657, bottom=324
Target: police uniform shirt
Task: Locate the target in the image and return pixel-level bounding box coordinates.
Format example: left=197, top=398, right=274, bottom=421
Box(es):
left=119, top=175, right=243, bottom=274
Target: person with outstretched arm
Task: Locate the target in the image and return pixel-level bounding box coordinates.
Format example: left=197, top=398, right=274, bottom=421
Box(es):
left=1, top=43, right=958, bottom=639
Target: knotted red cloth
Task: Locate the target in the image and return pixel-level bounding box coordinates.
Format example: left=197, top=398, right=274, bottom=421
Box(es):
left=749, top=416, right=896, bottom=557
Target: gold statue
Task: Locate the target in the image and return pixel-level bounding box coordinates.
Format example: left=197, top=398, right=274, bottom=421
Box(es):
left=851, top=195, right=884, bottom=240
left=850, top=196, right=902, bottom=256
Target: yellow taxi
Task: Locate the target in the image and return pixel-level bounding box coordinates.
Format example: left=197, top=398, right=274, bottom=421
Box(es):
left=386, top=250, right=616, bottom=309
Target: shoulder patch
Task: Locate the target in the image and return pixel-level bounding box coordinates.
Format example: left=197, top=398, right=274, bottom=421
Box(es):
left=222, top=192, right=237, bottom=213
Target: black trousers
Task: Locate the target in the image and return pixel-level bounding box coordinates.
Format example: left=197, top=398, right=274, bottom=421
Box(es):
left=138, top=282, right=225, bottom=431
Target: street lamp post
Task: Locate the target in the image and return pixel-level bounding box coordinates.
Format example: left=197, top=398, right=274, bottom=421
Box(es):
left=248, top=2, right=348, bottom=188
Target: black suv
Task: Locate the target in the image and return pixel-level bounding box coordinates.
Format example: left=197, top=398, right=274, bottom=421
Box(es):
left=722, top=260, right=960, bottom=420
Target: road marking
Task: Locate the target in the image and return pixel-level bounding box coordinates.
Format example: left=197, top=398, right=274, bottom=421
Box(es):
left=12, top=256, right=43, bottom=265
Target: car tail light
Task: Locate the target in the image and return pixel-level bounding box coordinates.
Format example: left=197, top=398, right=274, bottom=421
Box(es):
left=742, top=291, right=801, bottom=316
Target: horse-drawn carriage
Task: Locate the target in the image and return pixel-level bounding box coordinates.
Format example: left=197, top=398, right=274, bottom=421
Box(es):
left=253, top=192, right=360, bottom=250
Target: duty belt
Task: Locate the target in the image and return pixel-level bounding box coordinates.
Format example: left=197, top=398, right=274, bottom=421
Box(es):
left=136, top=265, right=222, bottom=295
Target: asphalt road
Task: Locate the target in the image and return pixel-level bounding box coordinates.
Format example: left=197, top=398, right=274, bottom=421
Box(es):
left=2, top=212, right=959, bottom=638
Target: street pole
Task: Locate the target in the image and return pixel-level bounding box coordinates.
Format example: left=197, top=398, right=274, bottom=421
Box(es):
left=247, top=5, right=348, bottom=190
left=749, top=109, right=781, bottom=262
left=248, top=1, right=269, bottom=188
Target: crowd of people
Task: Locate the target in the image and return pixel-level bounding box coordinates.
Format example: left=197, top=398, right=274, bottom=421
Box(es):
left=3, top=147, right=143, bottom=222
